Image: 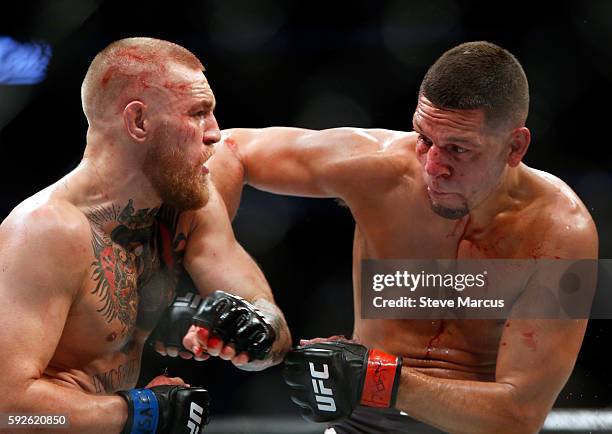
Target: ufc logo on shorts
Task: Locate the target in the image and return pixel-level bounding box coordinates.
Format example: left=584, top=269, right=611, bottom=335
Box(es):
left=309, top=362, right=336, bottom=412
left=187, top=401, right=204, bottom=434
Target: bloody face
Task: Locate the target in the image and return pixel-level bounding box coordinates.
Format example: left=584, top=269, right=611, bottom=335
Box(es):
left=142, top=66, right=220, bottom=211
left=413, top=95, right=510, bottom=220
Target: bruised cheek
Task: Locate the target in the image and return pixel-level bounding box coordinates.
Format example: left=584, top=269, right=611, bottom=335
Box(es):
left=174, top=118, right=199, bottom=145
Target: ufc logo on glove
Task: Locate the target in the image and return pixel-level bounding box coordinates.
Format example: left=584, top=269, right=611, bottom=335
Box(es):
left=309, top=362, right=337, bottom=412
left=284, top=340, right=402, bottom=422
left=187, top=401, right=204, bottom=434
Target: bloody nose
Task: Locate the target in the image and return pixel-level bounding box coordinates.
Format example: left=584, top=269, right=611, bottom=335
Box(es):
left=425, top=146, right=451, bottom=178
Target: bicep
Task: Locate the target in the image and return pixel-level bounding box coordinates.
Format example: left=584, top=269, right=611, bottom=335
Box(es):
left=495, top=223, right=597, bottom=411
left=0, top=244, right=75, bottom=387
left=227, top=127, right=399, bottom=198
left=0, top=212, right=85, bottom=388
left=496, top=319, right=586, bottom=408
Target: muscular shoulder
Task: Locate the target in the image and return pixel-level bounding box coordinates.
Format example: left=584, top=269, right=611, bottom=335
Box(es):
left=323, top=129, right=419, bottom=197
left=0, top=191, right=92, bottom=287
left=318, top=128, right=417, bottom=166
left=520, top=167, right=598, bottom=258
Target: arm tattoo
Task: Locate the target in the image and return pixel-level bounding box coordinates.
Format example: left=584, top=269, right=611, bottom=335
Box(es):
left=249, top=298, right=292, bottom=368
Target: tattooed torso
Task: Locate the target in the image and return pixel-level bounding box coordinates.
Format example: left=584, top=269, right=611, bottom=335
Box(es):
left=44, top=200, right=192, bottom=393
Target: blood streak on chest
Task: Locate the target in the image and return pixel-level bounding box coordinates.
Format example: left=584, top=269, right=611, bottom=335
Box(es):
left=425, top=320, right=446, bottom=358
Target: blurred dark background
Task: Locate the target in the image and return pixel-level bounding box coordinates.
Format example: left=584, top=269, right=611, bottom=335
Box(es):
left=1, top=0, right=610, bottom=422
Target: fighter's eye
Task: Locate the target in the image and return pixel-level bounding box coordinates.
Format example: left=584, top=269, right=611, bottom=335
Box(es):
left=451, top=145, right=467, bottom=154
left=418, top=135, right=432, bottom=147
left=193, top=111, right=206, bottom=118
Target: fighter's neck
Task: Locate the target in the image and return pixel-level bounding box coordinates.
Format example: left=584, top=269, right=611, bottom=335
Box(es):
left=464, top=165, right=525, bottom=236
left=65, top=148, right=163, bottom=225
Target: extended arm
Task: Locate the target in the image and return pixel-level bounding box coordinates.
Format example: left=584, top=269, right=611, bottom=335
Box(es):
left=209, top=127, right=413, bottom=218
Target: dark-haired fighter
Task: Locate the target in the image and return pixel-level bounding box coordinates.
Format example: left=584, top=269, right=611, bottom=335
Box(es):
left=0, top=37, right=290, bottom=433
left=209, top=42, right=598, bottom=433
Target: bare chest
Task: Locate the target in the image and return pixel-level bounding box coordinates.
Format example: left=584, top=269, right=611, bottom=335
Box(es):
left=62, top=208, right=188, bottom=355
left=352, top=187, right=463, bottom=259
left=351, top=194, right=537, bottom=374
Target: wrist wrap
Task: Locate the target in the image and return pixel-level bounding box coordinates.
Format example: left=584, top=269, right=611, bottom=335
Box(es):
left=360, top=349, right=402, bottom=408
left=118, top=388, right=159, bottom=434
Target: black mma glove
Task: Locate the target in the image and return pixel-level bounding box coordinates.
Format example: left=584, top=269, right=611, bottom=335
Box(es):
left=149, top=290, right=276, bottom=361
left=149, top=291, right=203, bottom=354
left=117, top=385, right=210, bottom=434
left=283, top=340, right=402, bottom=423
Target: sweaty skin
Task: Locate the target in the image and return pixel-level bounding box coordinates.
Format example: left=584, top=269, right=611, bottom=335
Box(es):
left=208, top=95, right=598, bottom=434
left=0, top=42, right=290, bottom=434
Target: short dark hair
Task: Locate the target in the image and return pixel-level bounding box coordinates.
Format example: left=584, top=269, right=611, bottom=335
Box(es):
left=419, top=41, right=529, bottom=129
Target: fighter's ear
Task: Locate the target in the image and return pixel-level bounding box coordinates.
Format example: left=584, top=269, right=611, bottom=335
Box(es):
left=507, top=127, right=530, bottom=167
left=123, top=100, right=148, bottom=142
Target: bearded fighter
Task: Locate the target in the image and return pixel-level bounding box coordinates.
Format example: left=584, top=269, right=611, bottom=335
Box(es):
left=0, top=37, right=290, bottom=434
left=206, top=41, right=598, bottom=433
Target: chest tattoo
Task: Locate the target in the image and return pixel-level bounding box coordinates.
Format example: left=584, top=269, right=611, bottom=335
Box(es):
left=86, top=201, right=190, bottom=336
left=87, top=200, right=158, bottom=337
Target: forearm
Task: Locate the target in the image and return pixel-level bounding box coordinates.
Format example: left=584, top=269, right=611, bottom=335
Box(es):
left=211, top=262, right=292, bottom=368
left=238, top=258, right=293, bottom=365
left=250, top=297, right=292, bottom=368
left=396, top=369, right=544, bottom=434
left=1, top=379, right=127, bottom=434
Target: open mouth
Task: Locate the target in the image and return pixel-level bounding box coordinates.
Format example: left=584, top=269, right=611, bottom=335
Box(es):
left=199, top=152, right=213, bottom=172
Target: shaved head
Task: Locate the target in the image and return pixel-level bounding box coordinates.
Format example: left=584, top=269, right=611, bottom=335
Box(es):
left=81, top=37, right=204, bottom=122
left=80, top=37, right=216, bottom=211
